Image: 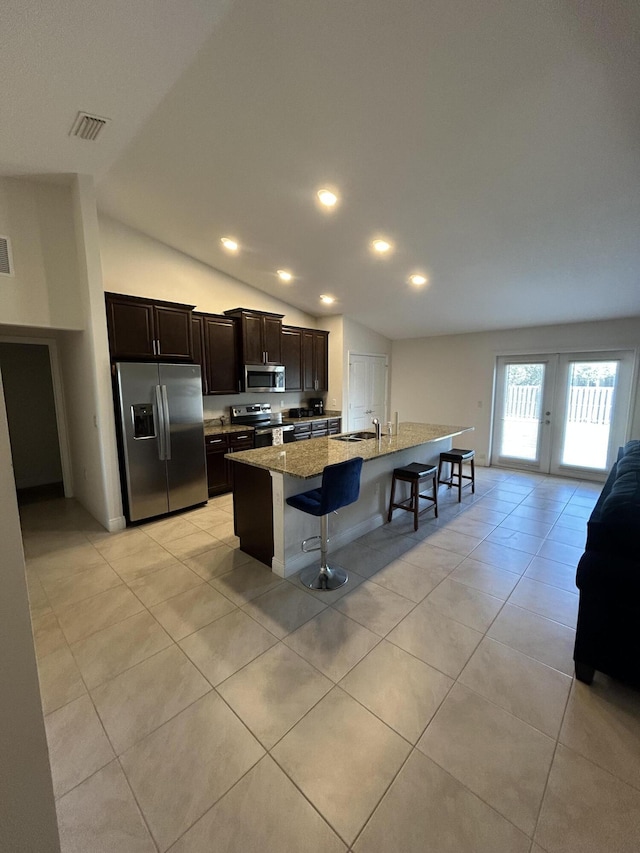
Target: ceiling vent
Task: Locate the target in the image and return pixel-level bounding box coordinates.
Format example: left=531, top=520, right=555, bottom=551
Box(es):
left=0, top=236, right=14, bottom=277
left=69, top=111, right=110, bottom=141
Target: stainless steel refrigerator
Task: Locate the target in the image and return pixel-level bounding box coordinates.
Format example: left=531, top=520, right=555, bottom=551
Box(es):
left=115, top=362, right=207, bottom=522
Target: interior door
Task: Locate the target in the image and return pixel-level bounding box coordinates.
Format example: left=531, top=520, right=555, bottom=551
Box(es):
left=492, top=351, right=635, bottom=476
left=348, top=353, right=388, bottom=430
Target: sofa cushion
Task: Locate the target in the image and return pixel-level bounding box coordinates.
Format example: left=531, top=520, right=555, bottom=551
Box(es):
left=600, top=445, right=640, bottom=525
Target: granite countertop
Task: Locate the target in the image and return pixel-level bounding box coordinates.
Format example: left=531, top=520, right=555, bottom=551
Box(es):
left=203, top=422, right=254, bottom=436
left=226, top=422, right=473, bottom=479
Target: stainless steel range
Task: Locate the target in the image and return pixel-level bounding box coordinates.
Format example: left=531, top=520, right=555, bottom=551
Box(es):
left=230, top=403, right=295, bottom=448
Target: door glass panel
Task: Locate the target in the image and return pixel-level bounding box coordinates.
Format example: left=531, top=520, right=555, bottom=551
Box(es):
left=560, top=361, right=618, bottom=470
left=500, top=363, right=545, bottom=461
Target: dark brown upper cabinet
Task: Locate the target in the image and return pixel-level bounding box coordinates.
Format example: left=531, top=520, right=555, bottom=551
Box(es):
left=192, top=312, right=240, bottom=395
left=281, top=326, right=303, bottom=391
left=191, top=314, right=207, bottom=393
left=302, top=329, right=329, bottom=392
left=105, top=293, right=194, bottom=362
left=224, top=308, right=283, bottom=365
left=203, top=314, right=239, bottom=394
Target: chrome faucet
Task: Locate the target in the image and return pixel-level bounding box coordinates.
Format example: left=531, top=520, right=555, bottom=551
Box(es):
left=372, top=417, right=381, bottom=440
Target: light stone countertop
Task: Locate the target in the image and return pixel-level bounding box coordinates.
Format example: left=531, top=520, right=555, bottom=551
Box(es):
left=203, top=422, right=254, bottom=436
left=226, top=422, right=473, bottom=479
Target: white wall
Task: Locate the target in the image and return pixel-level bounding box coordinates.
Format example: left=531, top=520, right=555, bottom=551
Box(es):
left=0, top=373, right=60, bottom=852
left=0, top=343, right=62, bottom=489
left=0, top=177, right=82, bottom=330
left=391, top=317, right=640, bottom=465
left=99, top=215, right=318, bottom=325
left=62, top=177, right=124, bottom=531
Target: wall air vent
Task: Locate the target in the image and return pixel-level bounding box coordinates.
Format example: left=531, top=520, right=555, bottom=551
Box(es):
left=0, top=236, right=14, bottom=277
left=69, top=111, right=110, bottom=141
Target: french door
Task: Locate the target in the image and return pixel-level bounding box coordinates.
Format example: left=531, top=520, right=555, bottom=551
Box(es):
left=491, top=351, right=635, bottom=477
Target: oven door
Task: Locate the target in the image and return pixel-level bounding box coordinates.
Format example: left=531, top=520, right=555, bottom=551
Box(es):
left=254, top=428, right=273, bottom=448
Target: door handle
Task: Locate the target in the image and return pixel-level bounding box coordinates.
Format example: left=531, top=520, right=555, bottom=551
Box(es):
left=155, top=385, right=166, bottom=460
left=161, top=385, right=171, bottom=460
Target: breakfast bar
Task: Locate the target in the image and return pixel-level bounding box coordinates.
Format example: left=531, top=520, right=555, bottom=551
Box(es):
left=227, top=422, right=473, bottom=577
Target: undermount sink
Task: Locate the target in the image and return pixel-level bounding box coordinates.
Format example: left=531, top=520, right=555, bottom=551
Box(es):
left=331, top=430, right=378, bottom=442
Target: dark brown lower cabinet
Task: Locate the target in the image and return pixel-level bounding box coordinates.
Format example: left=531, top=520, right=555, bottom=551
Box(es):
left=205, top=431, right=254, bottom=496
left=205, top=434, right=231, bottom=496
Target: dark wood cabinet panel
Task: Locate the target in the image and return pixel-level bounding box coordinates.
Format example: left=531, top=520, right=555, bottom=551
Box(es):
left=281, top=326, right=303, bottom=391
left=191, top=315, right=207, bottom=393
left=205, top=434, right=230, bottom=496
left=105, top=293, right=194, bottom=362
left=224, top=308, right=284, bottom=367
left=153, top=305, right=193, bottom=361
left=263, top=316, right=282, bottom=364
left=313, top=331, right=328, bottom=392
left=203, top=315, right=239, bottom=394
left=242, top=314, right=265, bottom=364
left=205, top=430, right=254, bottom=497
left=106, top=296, right=156, bottom=359
left=301, top=329, right=329, bottom=392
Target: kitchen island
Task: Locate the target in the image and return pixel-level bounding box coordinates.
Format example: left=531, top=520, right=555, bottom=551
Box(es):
left=227, top=423, right=473, bottom=577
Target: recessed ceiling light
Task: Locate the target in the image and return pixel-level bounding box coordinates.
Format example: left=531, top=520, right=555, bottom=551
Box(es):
left=371, top=238, right=393, bottom=254
left=408, top=273, right=428, bottom=286
left=320, top=294, right=334, bottom=304
left=220, top=237, right=239, bottom=252
left=277, top=269, right=293, bottom=282
left=317, top=188, right=339, bottom=208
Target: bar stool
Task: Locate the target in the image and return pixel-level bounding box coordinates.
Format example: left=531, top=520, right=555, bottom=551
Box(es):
left=438, top=448, right=475, bottom=502
left=286, top=457, right=364, bottom=590
left=387, top=462, right=438, bottom=531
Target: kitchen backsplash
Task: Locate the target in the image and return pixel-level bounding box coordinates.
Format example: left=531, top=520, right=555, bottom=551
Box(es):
left=202, top=392, right=321, bottom=422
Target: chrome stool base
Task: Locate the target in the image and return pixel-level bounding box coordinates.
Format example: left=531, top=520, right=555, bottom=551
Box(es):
left=300, top=564, right=349, bottom=590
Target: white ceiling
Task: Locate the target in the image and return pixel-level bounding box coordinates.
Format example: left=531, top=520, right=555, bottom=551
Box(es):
left=4, top=1, right=640, bottom=340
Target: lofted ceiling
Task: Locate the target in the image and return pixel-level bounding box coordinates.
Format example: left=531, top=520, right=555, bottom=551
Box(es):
left=3, top=1, right=640, bottom=340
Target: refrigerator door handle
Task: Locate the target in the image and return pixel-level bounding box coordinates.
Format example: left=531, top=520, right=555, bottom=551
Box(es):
left=161, top=385, right=172, bottom=460
left=155, top=384, right=167, bottom=460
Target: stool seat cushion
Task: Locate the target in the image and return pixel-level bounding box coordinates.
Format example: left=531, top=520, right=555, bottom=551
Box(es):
left=393, top=463, right=437, bottom=479
left=287, top=488, right=323, bottom=516
left=286, top=457, right=364, bottom=517
left=440, top=448, right=474, bottom=462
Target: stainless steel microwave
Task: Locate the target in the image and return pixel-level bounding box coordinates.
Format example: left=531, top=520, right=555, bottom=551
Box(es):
left=244, top=363, right=285, bottom=392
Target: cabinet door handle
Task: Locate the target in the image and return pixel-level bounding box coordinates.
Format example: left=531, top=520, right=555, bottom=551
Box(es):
left=209, top=439, right=224, bottom=444
left=238, top=379, right=241, bottom=392
left=156, top=339, right=161, bottom=356
left=152, top=339, right=157, bottom=356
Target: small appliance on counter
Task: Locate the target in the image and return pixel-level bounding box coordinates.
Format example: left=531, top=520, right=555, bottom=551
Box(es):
left=288, top=407, right=309, bottom=418
left=308, top=398, right=324, bottom=415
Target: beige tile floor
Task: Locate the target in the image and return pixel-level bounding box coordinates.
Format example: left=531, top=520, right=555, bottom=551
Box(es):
left=21, top=469, right=640, bottom=852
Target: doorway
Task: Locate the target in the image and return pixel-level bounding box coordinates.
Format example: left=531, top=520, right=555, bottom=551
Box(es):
left=347, top=353, right=388, bottom=431
left=0, top=339, right=72, bottom=503
left=491, top=351, right=636, bottom=477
